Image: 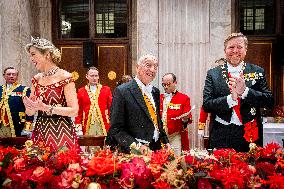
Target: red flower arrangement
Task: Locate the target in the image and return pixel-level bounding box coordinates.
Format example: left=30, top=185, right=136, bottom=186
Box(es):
left=265, top=175, right=284, bottom=189
left=119, top=157, right=152, bottom=188
left=0, top=141, right=283, bottom=189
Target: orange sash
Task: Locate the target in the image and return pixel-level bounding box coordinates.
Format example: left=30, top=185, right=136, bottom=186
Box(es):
left=143, top=93, right=158, bottom=129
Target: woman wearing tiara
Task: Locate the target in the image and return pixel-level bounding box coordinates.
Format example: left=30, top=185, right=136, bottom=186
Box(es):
left=23, top=37, right=79, bottom=151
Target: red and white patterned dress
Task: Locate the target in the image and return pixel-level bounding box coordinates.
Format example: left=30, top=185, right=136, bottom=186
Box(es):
left=31, top=77, right=79, bottom=151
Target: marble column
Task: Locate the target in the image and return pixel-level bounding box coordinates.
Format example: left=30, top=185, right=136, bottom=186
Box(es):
left=0, top=0, right=52, bottom=86
left=133, top=0, right=160, bottom=86
left=0, top=0, right=33, bottom=85
left=133, top=0, right=232, bottom=148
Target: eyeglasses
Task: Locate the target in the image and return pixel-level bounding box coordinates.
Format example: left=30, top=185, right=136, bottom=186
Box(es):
left=162, top=82, right=172, bottom=87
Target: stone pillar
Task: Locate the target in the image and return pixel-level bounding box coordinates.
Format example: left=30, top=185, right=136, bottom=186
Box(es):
left=134, top=0, right=159, bottom=86
left=0, top=0, right=33, bottom=85
left=0, top=0, right=52, bottom=86
left=209, top=0, right=232, bottom=66
left=132, top=0, right=232, bottom=148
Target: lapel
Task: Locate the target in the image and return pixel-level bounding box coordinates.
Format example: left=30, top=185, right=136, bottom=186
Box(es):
left=129, top=80, right=152, bottom=122
left=151, top=87, right=160, bottom=116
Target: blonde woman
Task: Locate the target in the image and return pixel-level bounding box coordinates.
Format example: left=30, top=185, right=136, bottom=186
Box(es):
left=23, top=37, right=79, bottom=151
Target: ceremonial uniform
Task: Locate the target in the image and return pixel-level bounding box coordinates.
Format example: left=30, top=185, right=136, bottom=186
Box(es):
left=0, top=83, right=33, bottom=137
left=160, top=91, right=192, bottom=153
left=75, top=84, right=112, bottom=136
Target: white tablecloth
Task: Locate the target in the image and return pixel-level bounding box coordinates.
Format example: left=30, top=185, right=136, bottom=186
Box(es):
left=263, top=123, right=284, bottom=147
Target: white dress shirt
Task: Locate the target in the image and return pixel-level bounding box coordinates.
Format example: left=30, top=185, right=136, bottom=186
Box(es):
left=90, top=85, right=97, bottom=93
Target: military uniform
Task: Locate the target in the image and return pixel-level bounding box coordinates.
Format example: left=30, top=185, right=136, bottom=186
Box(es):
left=0, top=83, right=33, bottom=137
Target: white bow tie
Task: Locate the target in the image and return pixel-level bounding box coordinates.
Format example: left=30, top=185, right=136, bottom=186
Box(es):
left=228, top=62, right=243, bottom=74
left=229, top=67, right=240, bottom=74
left=164, top=93, right=172, bottom=98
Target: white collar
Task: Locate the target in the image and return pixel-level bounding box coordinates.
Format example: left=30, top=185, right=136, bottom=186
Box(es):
left=227, top=61, right=244, bottom=73
left=164, top=92, right=172, bottom=98
left=6, top=83, right=13, bottom=90
left=135, top=76, right=153, bottom=94
left=90, top=85, right=97, bottom=92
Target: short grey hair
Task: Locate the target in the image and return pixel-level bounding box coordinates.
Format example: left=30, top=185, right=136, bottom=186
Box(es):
left=137, top=54, right=158, bottom=65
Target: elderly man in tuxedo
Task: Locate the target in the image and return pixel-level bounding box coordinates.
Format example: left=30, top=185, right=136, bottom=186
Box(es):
left=203, top=32, right=273, bottom=152
left=106, top=54, right=169, bottom=153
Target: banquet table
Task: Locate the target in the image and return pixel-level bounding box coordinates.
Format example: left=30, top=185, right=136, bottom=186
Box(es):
left=263, top=122, right=284, bottom=147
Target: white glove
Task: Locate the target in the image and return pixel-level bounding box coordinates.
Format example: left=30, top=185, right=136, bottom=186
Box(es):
left=75, top=124, right=83, bottom=136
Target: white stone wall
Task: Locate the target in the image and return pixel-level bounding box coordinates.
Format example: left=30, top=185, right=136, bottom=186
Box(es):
left=0, top=0, right=33, bottom=86
left=133, top=0, right=232, bottom=148
left=0, top=0, right=52, bottom=86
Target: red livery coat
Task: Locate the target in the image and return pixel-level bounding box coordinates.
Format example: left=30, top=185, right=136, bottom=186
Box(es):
left=75, top=84, right=112, bottom=135
left=160, top=91, right=192, bottom=151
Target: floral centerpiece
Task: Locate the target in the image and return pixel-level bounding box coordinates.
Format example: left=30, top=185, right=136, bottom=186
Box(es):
left=272, top=105, right=284, bottom=123
left=0, top=140, right=283, bottom=189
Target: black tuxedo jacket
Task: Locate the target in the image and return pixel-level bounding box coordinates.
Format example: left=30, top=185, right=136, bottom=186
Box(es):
left=106, top=80, right=169, bottom=152
left=203, top=63, right=274, bottom=145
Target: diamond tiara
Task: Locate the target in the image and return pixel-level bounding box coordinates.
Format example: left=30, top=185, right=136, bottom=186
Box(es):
left=30, top=36, right=55, bottom=49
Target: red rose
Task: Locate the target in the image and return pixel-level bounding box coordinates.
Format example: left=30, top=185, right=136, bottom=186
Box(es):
left=30, top=166, right=53, bottom=184
left=33, top=166, right=45, bottom=178
left=13, top=157, right=26, bottom=171
left=86, top=156, right=119, bottom=176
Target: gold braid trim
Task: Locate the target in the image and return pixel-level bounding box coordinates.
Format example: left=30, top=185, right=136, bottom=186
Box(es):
left=161, top=96, right=169, bottom=135
left=93, top=85, right=107, bottom=135
left=198, top=122, right=206, bottom=130
left=0, top=86, right=5, bottom=125
left=22, top=87, right=28, bottom=97
left=1, top=83, right=21, bottom=137
left=85, top=84, right=107, bottom=135
left=22, top=86, right=33, bottom=131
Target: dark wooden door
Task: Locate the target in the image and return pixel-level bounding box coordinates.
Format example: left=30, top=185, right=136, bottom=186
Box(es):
left=96, top=44, right=128, bottom=90
left=58, top=43, right=128, bottom=91
left=59, top=45, right=88, bottom=89
left=245, top=40, right=273, bottom=89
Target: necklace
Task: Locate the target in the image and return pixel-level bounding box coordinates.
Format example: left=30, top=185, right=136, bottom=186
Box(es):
left=42, top=67, right=59, bottom=77
left=221, top=60, right=246, bottom=85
